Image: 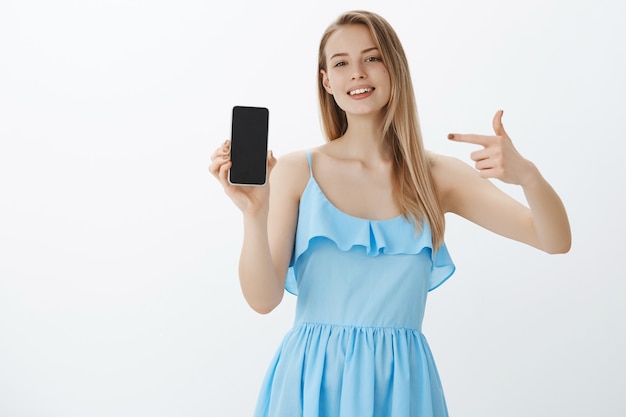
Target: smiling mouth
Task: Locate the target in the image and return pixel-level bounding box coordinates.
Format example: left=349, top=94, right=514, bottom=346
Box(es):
left=348, top=87, right=374, bottom=96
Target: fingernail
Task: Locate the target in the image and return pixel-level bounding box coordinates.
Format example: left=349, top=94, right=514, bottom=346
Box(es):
left=448, top=134, right=455, bottom=140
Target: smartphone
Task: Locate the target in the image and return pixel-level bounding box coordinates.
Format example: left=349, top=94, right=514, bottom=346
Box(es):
left=229, top=105, right=269, bottom=186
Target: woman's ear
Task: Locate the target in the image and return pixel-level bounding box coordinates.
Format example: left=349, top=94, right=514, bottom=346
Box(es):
left=320, top=70, right=333, bottom=94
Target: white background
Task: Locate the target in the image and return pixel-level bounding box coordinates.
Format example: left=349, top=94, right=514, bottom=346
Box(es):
left=1, top=0, right=624, bottom=416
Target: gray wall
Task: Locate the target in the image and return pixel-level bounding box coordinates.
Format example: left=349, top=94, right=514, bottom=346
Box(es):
left=0, top=0, right=624, bottom=415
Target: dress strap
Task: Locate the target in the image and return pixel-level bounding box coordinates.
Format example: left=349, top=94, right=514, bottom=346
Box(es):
left=304, top=149, right=313, bottom=176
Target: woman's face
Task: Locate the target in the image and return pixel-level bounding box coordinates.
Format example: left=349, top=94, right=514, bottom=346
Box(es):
left=321, top=24, right=391, bottom=119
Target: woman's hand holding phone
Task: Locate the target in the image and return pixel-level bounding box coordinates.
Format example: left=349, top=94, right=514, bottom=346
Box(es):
left=209, top=140, right=276, bottom=217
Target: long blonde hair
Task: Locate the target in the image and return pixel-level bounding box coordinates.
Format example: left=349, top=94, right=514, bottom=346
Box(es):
left=317, top=10, right=445, bottom=248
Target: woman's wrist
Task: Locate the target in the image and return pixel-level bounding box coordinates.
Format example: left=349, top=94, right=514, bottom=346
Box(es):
left=518, top=160, right=542, bottom=188
left=242, top=204, right=270, bottom=226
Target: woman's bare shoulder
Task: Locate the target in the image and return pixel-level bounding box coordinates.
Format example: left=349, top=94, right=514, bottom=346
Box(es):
left=427, top=151, right=472, bottom=181
left=270, top=149, right=312, bottom=200
left=427, top=151, right=479, bottom=210
left=275, top=149, right=310, bottom=170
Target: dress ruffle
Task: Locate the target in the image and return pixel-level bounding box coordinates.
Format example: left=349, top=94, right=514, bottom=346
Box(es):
left=285, top=177, right=455, bottom=295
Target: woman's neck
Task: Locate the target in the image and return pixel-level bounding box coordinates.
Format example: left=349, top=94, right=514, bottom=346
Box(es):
left=339, top=113, right=392, bottom=163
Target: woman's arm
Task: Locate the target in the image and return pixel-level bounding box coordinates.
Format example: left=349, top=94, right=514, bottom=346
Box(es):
left=433, top=111, right=571, bottom=254
left=210, top=143, right=308, bottom=313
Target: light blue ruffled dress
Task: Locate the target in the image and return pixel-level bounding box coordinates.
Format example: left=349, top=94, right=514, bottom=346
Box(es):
left=253, top=150, right=456, bottom=417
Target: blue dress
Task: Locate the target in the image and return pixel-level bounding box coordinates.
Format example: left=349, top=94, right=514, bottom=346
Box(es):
left=253, top=150, right=456, bottom=417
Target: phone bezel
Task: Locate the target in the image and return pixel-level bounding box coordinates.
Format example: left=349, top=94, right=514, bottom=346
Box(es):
left=228, top=105, right=269, bottom=186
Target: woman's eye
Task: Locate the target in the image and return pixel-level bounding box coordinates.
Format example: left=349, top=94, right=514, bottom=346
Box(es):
left=333, top=61, right=346, bottom=67
left=366, top=56, right=382, bottom=62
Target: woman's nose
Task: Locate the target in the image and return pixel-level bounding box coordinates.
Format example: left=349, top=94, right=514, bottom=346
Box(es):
left=350, top=63, right=366, bottom=80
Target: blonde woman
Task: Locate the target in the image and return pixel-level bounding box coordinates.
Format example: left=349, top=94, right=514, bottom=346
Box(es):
left=209, top=10, right=571, bottom=417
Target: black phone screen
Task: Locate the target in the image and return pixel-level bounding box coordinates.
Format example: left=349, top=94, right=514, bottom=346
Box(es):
left=229, top=106, right=269, bottom=185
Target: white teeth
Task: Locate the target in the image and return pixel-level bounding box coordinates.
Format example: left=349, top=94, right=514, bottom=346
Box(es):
left=349, top=88, right=373, bottom=95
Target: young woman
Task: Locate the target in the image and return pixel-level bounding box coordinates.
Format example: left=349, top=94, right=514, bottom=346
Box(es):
left=209, top=10, right=571, bottom=417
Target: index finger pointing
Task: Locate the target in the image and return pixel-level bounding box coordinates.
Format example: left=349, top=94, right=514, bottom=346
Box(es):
left=448, top=133, right=490, bottom=147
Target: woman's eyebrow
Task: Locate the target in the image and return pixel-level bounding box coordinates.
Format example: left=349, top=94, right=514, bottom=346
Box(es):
left=329, top=47, right=379, bottom=61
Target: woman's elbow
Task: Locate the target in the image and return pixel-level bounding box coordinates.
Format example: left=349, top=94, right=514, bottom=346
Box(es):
left=543, top=237, right=572, bottom=254
left=245, top=294, right=283, bottom=315
left=250, top=303, right=278, bottom=315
